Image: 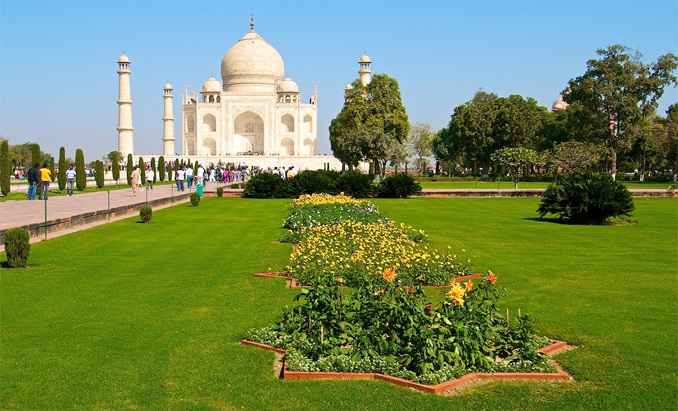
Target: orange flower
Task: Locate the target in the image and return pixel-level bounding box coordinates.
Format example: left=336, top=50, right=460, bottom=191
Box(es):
left=382, top=267, right=397, bottom=283
left=464, top=280, right=473, bottom=292
left=447, top=283, right=466, bottom=306
left=487, top=270, right=497, bottom=284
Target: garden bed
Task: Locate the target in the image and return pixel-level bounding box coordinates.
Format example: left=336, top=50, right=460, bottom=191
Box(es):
left=240, top=339, right=574, bottom=394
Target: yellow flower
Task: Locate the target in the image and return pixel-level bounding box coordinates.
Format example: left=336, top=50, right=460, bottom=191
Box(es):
left=447, top=283, right=466, bottom=306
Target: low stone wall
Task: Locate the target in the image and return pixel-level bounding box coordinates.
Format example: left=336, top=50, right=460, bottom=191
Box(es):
left=0, top=192, right=192, bottom=243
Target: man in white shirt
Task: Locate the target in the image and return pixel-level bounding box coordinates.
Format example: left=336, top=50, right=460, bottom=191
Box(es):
left=176, top=167, right=185, bottom=191
left=185, top=166, right=194, bottom=189
left=65, top=165, right=76, bottom=196
left=196, top=164, right=205, bottom=185
left=146, top=167, right=155, bottom=190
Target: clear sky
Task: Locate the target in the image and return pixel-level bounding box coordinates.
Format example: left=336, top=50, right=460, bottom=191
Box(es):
left=1, top=0, right=676, bottom=160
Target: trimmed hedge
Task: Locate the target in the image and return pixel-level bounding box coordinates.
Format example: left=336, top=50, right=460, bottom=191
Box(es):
left=243, top=170, right=376, bottom=198
left=376, top=174, right=422, bottom=198
left=4, top=228, right=30, bottom=268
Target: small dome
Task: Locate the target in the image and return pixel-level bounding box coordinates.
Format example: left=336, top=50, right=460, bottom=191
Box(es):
left=221, top=30, right=285, bottom=93
left=552, top=94, right=569, bottom=111
left=359, top=53, right=371, bottom=63
left=202, top=76, right=221, bottom=93
left=345, top=83, right=354, bottom=91
left=118, top=53, right=130, bottom=63
left=277, top=77, right=299, bottom=93
left=164, top=82, right=173, bottom=90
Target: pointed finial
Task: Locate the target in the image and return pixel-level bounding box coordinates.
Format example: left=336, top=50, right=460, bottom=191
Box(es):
left=248, top=14, right=255, bottom=31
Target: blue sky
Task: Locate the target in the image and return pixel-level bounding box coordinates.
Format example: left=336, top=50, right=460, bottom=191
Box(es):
left=1, top=0, right=676, bottom=159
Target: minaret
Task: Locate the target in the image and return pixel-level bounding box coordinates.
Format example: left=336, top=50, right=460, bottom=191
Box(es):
left=358, top=53, right=372, bottom=86
left=116, top=53, right=134, bottom=157
left=162, top=83, right=175, bottom=156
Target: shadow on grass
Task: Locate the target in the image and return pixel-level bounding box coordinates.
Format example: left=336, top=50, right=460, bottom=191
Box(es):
left=523, top=216, right=637, bottom=226
left=523, top=217, right=570, bottom=225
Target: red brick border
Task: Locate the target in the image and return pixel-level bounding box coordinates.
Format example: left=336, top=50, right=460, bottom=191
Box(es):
left=240, top=339, right=574, bottom=394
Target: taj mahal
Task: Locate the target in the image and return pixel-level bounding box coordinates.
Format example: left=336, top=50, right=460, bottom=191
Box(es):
left=116, top=18, right=365, bottom=170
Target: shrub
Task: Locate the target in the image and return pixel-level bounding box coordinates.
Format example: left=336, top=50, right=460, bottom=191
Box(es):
left=111, top=152, right=120, bottom=183
left=75, top=148, right=86, bottom=191
left=57, top=147, right=67, bottom=190
left=0, top=140, right=10, bottom=196
left=292, top=170, right=338, bottom=195
left=190, top=192, right=200, bottom=207
left=4, top=228, right=30, bottom=268
left=243, top=172, right=289, bottom=198
left=335, top=171, right=373, bottom=198
left=139, top=205, right=152, bottom=223
left=216, top=186, right=224, bottom=197
left=94, top=160, right=104, bottom=188
left=376, top=173, right=421, bottom=198
left=538, top=172, right=634, bottom=224
left=126, top=154, right=134, bottom=186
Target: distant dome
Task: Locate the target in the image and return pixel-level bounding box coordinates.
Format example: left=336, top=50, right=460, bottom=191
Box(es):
left=202, top=76, right=221, bottom=93
left=552, top=94, right=569, bottom=111
left=277, top=78, right=299, bottom=93
left=359, top=54, right=371, bottom=63
left=221, top=30, right=285, bottom=94
left=164, top=82, right=173, bottom=90
left=118, top=53, right=130, bottom=63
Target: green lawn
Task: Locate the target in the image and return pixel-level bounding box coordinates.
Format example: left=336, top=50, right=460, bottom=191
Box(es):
left=1, top=198, right=676, bottom=410
left=417, top=180, right=674, bottom=190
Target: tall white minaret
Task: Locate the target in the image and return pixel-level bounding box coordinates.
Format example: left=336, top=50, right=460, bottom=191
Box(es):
left=116, top=53, right=134, bottom=156
left=162, top=83, right=175, bottom=156
left=358, top=53, right=372, bottom=86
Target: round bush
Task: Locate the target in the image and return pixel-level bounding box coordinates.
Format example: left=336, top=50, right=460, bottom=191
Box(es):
left=4, top=228, right=30, bottom=268
left=292, top=170, right=338, bottom=195
left=243, top=172, right=289, bottom=198
left=139, top=205, right=152, bottom=223
left=335, top=171, right=373, bottom=198
left=376, top=174, right=422, bottom=198
left=538, top=172, right=634, bottom=224
left=190, top=192, right=200, bottom=207
left=216, top=186, right=224, bottom=197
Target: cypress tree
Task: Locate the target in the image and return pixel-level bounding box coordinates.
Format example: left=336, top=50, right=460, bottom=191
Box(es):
left=48, top=157, right=56, bottom=182
left=0, top=140, right=10, bottom=195
left=158, top=156, right=165, bottom=181
left=57, top=147, right=66, bottom=190
left=126, top=154, right=133, bottom=186
left=194, top=161, right=199, bottom=176
left=75, top=148, right=86, bottom=190
left=174, top=159, right=180, bottom=180
left=31, top=143, right=41, bottom=166
left=112, top=153, right=120, bottom=184
left=167, top=161, right=172, bottom=181
left=95, top=160, right=104, bottom=188
left=138, top=157, right=146, bottom=183
left=150, top=157, right=157, bottom=183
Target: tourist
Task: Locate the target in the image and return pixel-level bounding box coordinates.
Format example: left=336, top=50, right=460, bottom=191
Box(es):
left=186, top=166, right=194, bottom=189
left=65, top=165, right=76, bottom=196
left=176, top=166, right=185, bottom=191
left=26, top=163, right=39, bottom=200
left=196, top=163, right=205, bottom=185
left=39, top=161, right=51, bottom=200
left=146, top=166, right=154, bottom=190
left=131, top=166, right=141, bottom=196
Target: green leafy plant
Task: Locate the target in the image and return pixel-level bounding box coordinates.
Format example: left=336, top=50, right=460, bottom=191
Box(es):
left=75, top=148, right=86, bottom=191
left=538, top=172, right=634, bottom=224
left=94, top=160, right=104, bottom=188
left=190, top=192, right=200, bottom=207
left=243, top=172, right=289, bottom=198
left=0, top=139, right=10, bottom=196
left=4, top=228, right=30, bottom=268
left=216, top=186, right=224, bottom=197
left=491, top=147, right=543, bottom=189
left=335, top=171, right=373, bottom=198
left=57, top=147, right=67, bottom=190
left=139, top=205, right=152, bottom=223
left=126, top=154, right=133, bottom=186
left=376, top=173, right=421, bottom=198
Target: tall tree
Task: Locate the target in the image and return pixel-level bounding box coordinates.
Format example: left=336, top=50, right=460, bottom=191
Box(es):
left=94, top=160, right=105, bottom=188
left=665, top=104, right=678, bottom=181
left=408, top=123, right=435, bottom=174
left=57, top=146, right=67, bottom=190
left=0, top=139, right=10, bottom=195
left=494, top=95, right=548, bottom=149
left=31, top=143, right=41, bottom=166
left=75, top=148, right=86, bottom=190
left=126, top=154, right=133, bottom=186
left=565, top=45, right=677, bottom=179
left=150, top=157, right=157, bottom=183
left=138, top=157, right=146, bottom=183
left=48, top=157, right=56, bottom=182
left=158, top=156, right=165, bottom=181
left=111, top=152, right=120, bottom=184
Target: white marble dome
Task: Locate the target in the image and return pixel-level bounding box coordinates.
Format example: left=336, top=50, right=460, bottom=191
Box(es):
left=164, top=82, right=173, bottom=90
left=277, top=77, right=299, bottom=93
left=359, top=53, right=371, bottom=63
left=202, top=76, right=221, bottom=92
left=221, top=30, right=285, bottom=94
left=118, top=53, right=130, bottom=63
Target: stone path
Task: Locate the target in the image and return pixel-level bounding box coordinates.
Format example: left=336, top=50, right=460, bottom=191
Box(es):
left=0, top=183, right=217, bottom=231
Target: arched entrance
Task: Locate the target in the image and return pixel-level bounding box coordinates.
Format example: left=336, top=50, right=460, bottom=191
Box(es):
left=234, top=111, right=264, bottom=154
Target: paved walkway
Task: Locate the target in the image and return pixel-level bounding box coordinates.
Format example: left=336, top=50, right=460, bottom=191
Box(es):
left=0, top=183, right=219, bottom=231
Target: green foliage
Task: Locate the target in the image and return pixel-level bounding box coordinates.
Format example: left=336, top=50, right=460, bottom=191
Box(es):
left=139, top=205, right=152, bottom=223
left=491, top=147, right=543, bottom=188
left=126, top=154, right=133, bottom=186
left=408, top=123, right=435, bottom=173
left=335, top=170, right=373, bottom=198
left=173, top=159, right=179, bottom=180
left=3, top=228, right=30, bottom=268
left=158, top=156, right=165, bottom=181
left=75, top=148, right=86, bottom=191
left=57, top=147, right=67, bottom=190
left=243, top=172, right=289, bottom=198
left=31, top=144, right=41, bottom=167
left=0, top=140, right=10, bottom=195
left=150, top=157, right=157, bottom=183
left=548, top=140, right=608, bottom=173
left=48, top=157, right=56, bottom=182
left=282, top=203, right=384, bottom=232
left=111, top=152, right=120, bottom=183
left=216, top=186, right=224, bottom=197
left=292, top=170, right=338, bottom=195
left=538, top=172, right=635, bottom=224
left=138, top=157, right=145, bottom=183
left=190, top=192, right=200, bottom=207
left=94, top=160, right=104, bottom=188
left=376, top=173, right=421, bottom=198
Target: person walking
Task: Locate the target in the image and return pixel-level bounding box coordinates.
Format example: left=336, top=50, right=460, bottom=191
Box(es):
left=26, top=163, right=39, bottom=200
left=186, top=166, right=194, bottom=189
left=65, top=165, right=76, bottom=196
left=39, top=161, right=51, bottom=200
left=145, top=166, right=154, bottom=190
left=131, top=166, right=141, bottom=196
left=176, top=166, right=185, bottom=191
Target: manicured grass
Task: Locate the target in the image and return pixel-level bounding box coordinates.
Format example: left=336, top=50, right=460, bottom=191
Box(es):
left=417, top=180, right=674, bottom=189
left=1, top=198, right=676, bottom=409
left=0, top=181, right=173, bottom=202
